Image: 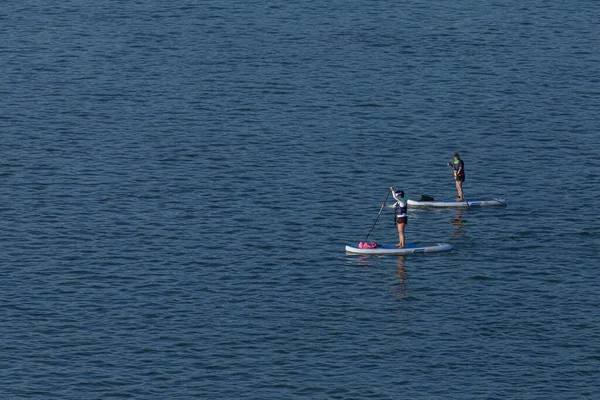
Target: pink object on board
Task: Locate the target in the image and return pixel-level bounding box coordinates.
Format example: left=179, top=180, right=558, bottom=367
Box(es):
left=358, top=242, right=378, bottom=249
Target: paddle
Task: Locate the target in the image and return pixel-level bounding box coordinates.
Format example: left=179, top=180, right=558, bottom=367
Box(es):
left=365, top=190, right=391, bottom=241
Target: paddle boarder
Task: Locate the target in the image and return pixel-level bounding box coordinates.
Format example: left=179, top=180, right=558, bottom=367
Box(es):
left=447, top=152, right=465, bottom=201
left=383, top=186, right=407, bottom=248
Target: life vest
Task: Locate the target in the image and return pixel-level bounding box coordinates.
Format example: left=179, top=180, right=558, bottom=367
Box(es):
left=395, top=199, right=407, bottom=218
left=453, top=159, right=465, bottom=177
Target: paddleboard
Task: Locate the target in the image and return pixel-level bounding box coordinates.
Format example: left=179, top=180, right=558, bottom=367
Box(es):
left=407, top=197, right=507, bottom=208
left=345, top=243, right=452, bottom=255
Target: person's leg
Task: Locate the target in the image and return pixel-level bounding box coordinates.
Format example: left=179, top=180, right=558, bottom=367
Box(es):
left=455, top=180, right=460, bottom=200
left=396, top=222, right=405, bottom=248
left=455, top=179, right=464, bottom=200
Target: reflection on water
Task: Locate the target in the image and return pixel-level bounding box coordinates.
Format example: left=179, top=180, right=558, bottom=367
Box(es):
left=394, top=256, right=410, bottom=298
left=355, top=255, right=378, bottom=266
left=450, top=208, right=466, bottom=238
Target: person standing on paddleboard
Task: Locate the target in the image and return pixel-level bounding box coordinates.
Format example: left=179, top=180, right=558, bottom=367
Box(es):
left=383, top=186, right=407, bottom=248
left=447, top=152, right=465, bottom=201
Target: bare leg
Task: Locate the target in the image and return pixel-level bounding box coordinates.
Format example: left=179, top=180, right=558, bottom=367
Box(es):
left=456, top=181, right=464, bottom=201
left=396, top=223, right=405, bottom=248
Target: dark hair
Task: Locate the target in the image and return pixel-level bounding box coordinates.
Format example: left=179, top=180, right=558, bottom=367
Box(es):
left=454, top=152, right=460, bottom=158
left=396, top=190, right=404, bottom=197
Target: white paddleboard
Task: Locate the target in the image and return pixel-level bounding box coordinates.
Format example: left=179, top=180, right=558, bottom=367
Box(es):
left=345, top=243, right=452, bottom=255
left=407, top=197, right=507, bottom=208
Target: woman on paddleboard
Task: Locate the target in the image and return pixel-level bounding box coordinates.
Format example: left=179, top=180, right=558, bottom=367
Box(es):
left=384, top=186, right=407, bottom=248
left=447, top=152, right=465, bottom=201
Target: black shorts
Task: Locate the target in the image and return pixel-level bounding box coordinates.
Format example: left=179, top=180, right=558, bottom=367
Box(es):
left=395, top=216, right=407, bottom=225
left=455, top=175, right=465, bottom=182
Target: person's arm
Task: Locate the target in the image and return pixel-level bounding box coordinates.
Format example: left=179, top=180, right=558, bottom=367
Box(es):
left=390, top=187, right=400, bottom=202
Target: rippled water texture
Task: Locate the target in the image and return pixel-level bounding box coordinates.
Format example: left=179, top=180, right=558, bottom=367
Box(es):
left=1, top=0, right=599, bottom=399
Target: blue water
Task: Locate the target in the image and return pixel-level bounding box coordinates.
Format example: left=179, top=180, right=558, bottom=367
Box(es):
left=1, top=1, right=599, bottom=398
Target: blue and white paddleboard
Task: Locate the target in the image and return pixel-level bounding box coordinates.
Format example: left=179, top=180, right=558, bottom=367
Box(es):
left=407, top=197, right=507, bottom=208
left=345, top=243, right=452, bottom=255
